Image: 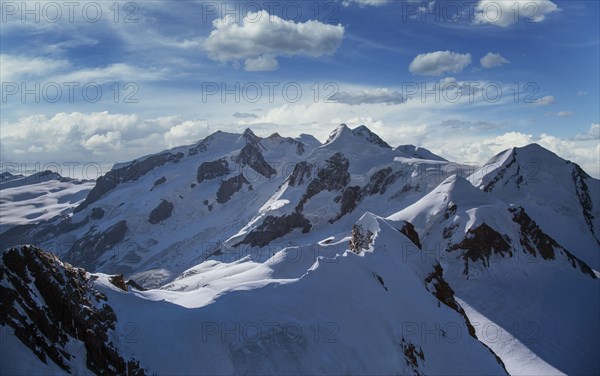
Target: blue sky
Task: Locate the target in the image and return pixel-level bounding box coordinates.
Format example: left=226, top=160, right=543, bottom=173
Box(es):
left=1, top=0, right=598, bottom=177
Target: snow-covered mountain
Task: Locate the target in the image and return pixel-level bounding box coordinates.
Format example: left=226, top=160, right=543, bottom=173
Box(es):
left=1, top=125, right=598, bottom=375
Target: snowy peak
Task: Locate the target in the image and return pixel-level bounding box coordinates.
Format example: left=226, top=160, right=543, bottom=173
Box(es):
left=324, top=124, right=391, bottom=149
left=0, top=170, right=70, bottom=190
left=469, top=143, right=600, bottom=265
left=351, top=125, right=391, bottom=148
left=240, top=127, right=263, bottom=148
left=395, top=144, right=447, bottom=161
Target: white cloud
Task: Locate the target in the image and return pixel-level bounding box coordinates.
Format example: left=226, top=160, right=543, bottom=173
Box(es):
left=244, top=55, right=279, bottom=71
left=409, top=51, right=472, bottom=76
left=574, top=124, right=600, bottom=141
left=82, top=131, right=123, bottom=154
left=480, top=52, right=510, bottom=68
left=556, top=111, right=574, bottom=117
left=0, top=54, right=166, bottom=84
left=0, top=112, right=212, bottom=162
left=0, top=54, right=68, bottom=82
left=533, top=95, right=555, bottom=106
left=342, top=0, right=391, bottom=7
left=330, top=88, right=406, bottom=105
left=164, top=120, right=210, bottom=148
left=474, top=0, right=560, bottom=27
left=204, top=11, right=344, bottom=71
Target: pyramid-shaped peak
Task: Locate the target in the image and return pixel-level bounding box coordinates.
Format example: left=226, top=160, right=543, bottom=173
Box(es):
left=352, top=125, right=391, bottom=148
left=240, top=128, right=263, bottom=146
left=324, top=124, right=391, bottom=148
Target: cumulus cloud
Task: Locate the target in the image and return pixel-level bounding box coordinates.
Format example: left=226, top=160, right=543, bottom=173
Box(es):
left=474, top=0, right=560, bottom=27
left=574, top=124, right=600, bottom=141
left=82, top=131, right=123, bottom=154
left=330, top=88, right=406, bottom=105
left=480, top=52, right=510, bottom=68
left=244, top=55, right=279, bottom=71
left=204, top=11, right=344, bottom=71
left=0, top=112, right=212, bottom=162
left=164, top=120, right=210, bottom=148
left=409, top=51, right=472, bottom=76
left=533, top=95, right=555, bottom=106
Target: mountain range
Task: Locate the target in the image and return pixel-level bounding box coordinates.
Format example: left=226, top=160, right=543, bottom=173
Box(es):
left=1, top=124, right=598, bottom=375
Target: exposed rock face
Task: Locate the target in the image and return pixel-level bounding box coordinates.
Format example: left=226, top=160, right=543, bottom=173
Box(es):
left=296, top=153, right=350, bottom=212
left=91, top=207, right=105, bottom=220
left=197, top=159, right=230, bottom=183
left=148, top=199, right=174, bottom=224
left=217, top=174, right=250, bottom=204
left=400, top=337, right=425, bottom=375
left=152, top=176, right=166, bottom=190
left=234, top=143, right=276, bottom=179
left=398, top=221, right=421, bottom=249
left=330, top=167, right=404, bottom=223
left=423, top=262, right=508, bottom=373
left=449, top=223, right=512, bottom=275
left=75, top=152, right=184, bottom=213
left=571, top=164, right=599, bottom=244
left=510, top=207, right=596, bottom=278
left=287, top=162, right=313, bottom=187
left=349, top=223, right=374, bottom=254
left=0, top=245, right=146, bottom=375
left=109, top=274, right=128, bottom=291
left=331, top=186, right=362, bottom=223
left=424, top=263, right=475, bottom=337
left=67, top=220, right=128, bottom=270
left=239, top=213, right=311, bottom=247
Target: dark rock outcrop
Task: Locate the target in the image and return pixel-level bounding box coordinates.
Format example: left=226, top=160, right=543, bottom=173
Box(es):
left=571, top=164, right=599, bottom=244
left=0, top=245, right=146, bottom=375
left=217, top=174, right=250, bottom=204
left=449, top=223, right=512, bottom=275
left=510, top=207, right=596, bottom=278
left=287, top=162, right=313, bottom=187
left=197, top=159, right=230, bottom=183
left=349, top=223, right=374, bottom=254
left=152, top=176, right=167, bottom=190
left=399, top=221, right=421, bottom=250
left=234, top=143, right=276, bottom=179
left=91, top=207, right=105, bottom=220
left=109, top=274, right=128, bottom=291
left=296, top=153, right=350, bottom=212
left=238, top=213, right=311, bottom=247
left=148, top=199, right=174, bottom=224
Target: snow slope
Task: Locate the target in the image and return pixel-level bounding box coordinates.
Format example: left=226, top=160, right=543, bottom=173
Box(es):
left=469, top=144, right=600, bottom=269
left=388, top=175, right=599, bottom=375
left=0, top=171, right=93, bottom=234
